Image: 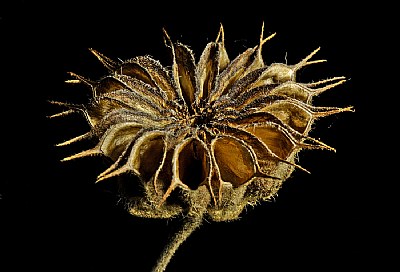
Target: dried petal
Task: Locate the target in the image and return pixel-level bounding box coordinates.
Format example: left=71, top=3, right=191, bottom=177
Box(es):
left=99, top=122, right=142, bottom=160
left=174, top=137, right=211, bottom=190
left=212, top=136, right=256, bottom=187
left=173, top=43, right=197, bottom=112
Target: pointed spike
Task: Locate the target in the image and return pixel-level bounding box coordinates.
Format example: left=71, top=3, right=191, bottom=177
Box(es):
left=65, top=79, right=81, bottom=84
left=345, top=106, right=355, bottom=113
left=47, top=109, right=76, bottom=119
left=301, top=59, right=327, bottom=68
left=312, top=105, right=355, bottom=118
left=56, top=132, right=91, bottom=147
left=48, top=100, right=69, bottom=107
left=248, top=22, right=275, bottom=69
left=260, top=21, right=265, bottom=42
left=162, top=28, right=188, bottom=105
left=276, top=158, right=311, bottom=174
left=61, top=149, right=102, bottom=162
left=162, top=28, right=173, bottom=48
left=259, top=158, right=311, bottom=174
left=97, top=146, right=131, bottom=180
left=260, top=32, right=276, bottom=48
left=294, top=47, right=321, bottom=71
left=96, top=165, right=131, bottom=183
left=48, top=100, right=84, bottom=110
left=88, top=48, right=119, bottom=71
left=313, top=79, right=347, bottom=96
left=256, top=32, right=276, bottom=62
left=48, top=101, right=86, bottom=116
left=97, top=162, right=119, bottom=180
left=306, top=76, right=346, bottom=87
left=289, top=162, right=311, bottom=174
left=300, top=140, right=336, bottom=152
left=254, top=22, right=275, bottom=56
left=67, top=72, right=95, bottom=87
left=158, top=181, right=178, bottom=207
left=215, top=23, right=225, bottom=44
left=307, top=47, right=321, bottom=59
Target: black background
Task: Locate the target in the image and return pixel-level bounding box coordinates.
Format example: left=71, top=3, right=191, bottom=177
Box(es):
left=1, top=1, right=392, bottom=271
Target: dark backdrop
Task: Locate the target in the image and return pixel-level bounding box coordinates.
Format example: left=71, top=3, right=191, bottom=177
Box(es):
left=1, top=1, right=389, bottom=271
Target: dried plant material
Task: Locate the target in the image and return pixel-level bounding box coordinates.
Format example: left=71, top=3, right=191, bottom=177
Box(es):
left=50, top=23, right=353, bottom=272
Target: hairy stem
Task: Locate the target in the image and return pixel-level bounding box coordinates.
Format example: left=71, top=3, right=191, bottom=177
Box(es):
left=151, top=185, right=211, bottom=272
left=151, top=215, right=203, bottom=272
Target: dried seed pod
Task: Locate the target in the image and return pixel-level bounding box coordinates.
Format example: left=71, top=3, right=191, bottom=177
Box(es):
left=50, top=24, right=353, bottom=272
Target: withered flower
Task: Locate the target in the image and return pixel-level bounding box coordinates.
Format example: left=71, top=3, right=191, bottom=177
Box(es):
left=50, top=24, right=353, bottom=271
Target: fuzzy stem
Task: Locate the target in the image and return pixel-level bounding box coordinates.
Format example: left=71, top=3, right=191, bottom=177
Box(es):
left=151, top=215, right=203, bottom=272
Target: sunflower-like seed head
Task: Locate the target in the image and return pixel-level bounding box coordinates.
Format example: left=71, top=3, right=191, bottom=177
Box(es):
left=50, top=24, right=353, bottom=272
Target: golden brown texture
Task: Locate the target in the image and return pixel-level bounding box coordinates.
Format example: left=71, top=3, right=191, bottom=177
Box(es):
left=51, top=24, right=353, bottom=272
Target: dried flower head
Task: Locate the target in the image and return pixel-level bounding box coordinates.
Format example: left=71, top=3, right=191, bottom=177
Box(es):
left=50, top=23, right=353, bottom=271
